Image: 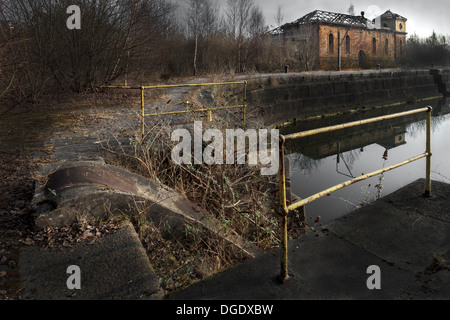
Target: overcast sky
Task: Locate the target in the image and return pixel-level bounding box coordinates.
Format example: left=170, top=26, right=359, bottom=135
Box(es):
left=175, top=0, right=450, bottom=38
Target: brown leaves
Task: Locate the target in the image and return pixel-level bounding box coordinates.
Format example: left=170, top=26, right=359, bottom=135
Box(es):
left=26, top=221, right=121, bottom=249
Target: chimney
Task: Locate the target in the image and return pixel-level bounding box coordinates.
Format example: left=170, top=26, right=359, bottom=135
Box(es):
left=361, top=11, right=365, bottom=18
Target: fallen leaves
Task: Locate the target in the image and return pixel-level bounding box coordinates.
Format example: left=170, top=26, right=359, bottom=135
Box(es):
left=23, top=220, right=121, bottom=249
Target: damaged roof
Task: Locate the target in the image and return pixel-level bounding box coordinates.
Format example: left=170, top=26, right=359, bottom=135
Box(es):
left=285, top=10, right=369, bottom=28
left=380, top=10, right=407, bottom=21
left=272, top=9, right=407, bottom=34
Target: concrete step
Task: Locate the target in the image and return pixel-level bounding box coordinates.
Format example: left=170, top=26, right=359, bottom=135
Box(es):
left=16, top=220, right=163, bottom=300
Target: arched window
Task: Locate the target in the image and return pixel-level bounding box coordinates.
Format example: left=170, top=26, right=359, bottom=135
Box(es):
left=329, top=34, right=334, bottom=54
left=385, top=39, right=389, bottom=54
left=372, top=37, right=377, bottom=55
left=346, top=35, right=351, bottom=54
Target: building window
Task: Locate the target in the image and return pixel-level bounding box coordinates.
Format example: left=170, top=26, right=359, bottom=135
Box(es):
left=385, top=39, right=389, bottom=54
left=329, top=34, right=334, bottom=54
left=346, top=35, right=351, bottom=54
left=372, top=37, right=377, bottom=55
left=400, top=40, right=403, bottom=55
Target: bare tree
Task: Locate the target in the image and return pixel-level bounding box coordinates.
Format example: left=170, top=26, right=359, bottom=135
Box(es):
left=225, top=0, right=256, bottom=72
left=246, top=5, right=266, bottom=70
left=275, top=5, right=284, bottom=69
left=188, top=0, right=205, bottom=76
left=296, top=24, right=319, bottom=71
left=186, top=0, right=221, bottom=76
left=0, top=0, right=178, bottom=99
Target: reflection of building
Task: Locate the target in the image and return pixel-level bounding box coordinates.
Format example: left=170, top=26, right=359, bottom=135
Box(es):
left=376, top=127, right=406, bottom=150
left=433, top=97, right=450, bottom=116
left=280, top=104, right=427, bottom=160
left=275, top=9, right=407, bottom=70
left=293, top=125, right=408, bottom=160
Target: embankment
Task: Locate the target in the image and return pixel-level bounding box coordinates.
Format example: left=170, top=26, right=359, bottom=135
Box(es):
left=239, top=69, right=446, bottom=126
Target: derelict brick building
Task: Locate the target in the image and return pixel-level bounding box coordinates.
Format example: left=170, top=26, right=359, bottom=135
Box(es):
left=276, top=10, right=407, bottom=70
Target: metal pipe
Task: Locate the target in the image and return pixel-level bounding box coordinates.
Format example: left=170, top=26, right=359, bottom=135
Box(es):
left=145, top=105, right=245, bottom=117
left=278, top=136, right=289, bottom=282
left=101, top=81, right=247, bottom=90
left=243, top=81, right=248, bottom=126
left=276, top=107, right=431, bottom=282
left=143, top=81, right=247, bottom=90
left=102, top=81, right=248, bottom=128
left=101, top=85, right=139, bottom=89
left=284, top=107, right=430, bottom=141
left=425, top=106, right=433, bottom=196
left=287, top=153, right=429, bottom=212
left=279, top=136, right=288, bottom=214
left=141, top=86, right=145, bottom=138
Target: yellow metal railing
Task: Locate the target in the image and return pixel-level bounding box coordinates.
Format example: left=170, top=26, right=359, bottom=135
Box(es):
left=277, top=106, right=433, bottom=282
left=101, top=81, right=248, bottom=137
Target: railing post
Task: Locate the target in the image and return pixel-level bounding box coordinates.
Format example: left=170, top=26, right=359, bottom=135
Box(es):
left=278, top=135, right=289, bottom=283
left=141, top=86, right=145, bottom=139
left=206, top=110, right=212, bottom=122
left=425, top=106, right=432, bottom=197
left=243, top=81, right=247, bottom=127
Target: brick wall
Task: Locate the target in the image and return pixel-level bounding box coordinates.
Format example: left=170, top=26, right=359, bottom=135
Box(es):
left=317, top=24, right=405, bottom=70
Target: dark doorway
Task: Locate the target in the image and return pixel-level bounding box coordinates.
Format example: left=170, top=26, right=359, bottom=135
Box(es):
left=359, top=50, right=367, bottom=69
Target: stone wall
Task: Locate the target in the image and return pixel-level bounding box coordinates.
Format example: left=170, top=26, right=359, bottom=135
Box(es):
left=431, top=69, right=450, bottom=96
left=243, top=70, right=442, bottom=126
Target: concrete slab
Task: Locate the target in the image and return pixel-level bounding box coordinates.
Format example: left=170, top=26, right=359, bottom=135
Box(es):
left=17, top=221, right=162, bottom=300
left=383, top=178, right=450, bottom=223
left=168, top=230, right=414, bottom=300
left=285, top=231, right=414, bottom=300
left=168, top=179, right=450, bottom=300
left=397, top=249, right=450, bottom=300
left=327, top=200, right=450, bottom=273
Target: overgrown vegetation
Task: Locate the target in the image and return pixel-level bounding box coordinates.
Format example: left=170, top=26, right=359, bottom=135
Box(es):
left=102, top=117, right=305, bottom=292
left=0, top=0, right=289, bottom=108
left=404, top=32, right=450, bottom=68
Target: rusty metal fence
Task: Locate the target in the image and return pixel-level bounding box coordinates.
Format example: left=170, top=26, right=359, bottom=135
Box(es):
left=101, top=81, right=248, bottom=137
left=277, top=106, right=433, bottom=282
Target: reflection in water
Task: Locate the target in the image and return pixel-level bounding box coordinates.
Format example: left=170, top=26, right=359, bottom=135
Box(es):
left=280, top=97, right=450, bottom=224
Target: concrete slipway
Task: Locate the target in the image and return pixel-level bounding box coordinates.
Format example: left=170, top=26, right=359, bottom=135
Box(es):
left=168, top=179, right=450, bottom=300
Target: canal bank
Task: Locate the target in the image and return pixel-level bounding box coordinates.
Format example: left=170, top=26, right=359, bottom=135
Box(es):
left=238, top=69, right=447, bottom=126
left=278, top=97, right=450, bottom=224
left=169, top=178, right=450, bottom=300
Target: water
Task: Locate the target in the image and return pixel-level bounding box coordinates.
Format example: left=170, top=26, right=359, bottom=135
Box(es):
left=281, top=97, right=450, bottom=224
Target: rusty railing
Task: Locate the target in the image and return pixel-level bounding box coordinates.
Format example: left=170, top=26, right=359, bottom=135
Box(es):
left=101, top=81, right=248, bottom=137
left=277, top=106, right=433, bottom=282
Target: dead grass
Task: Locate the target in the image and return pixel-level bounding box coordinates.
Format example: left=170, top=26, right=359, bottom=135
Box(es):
left=101, top=118, right=306, bottom=292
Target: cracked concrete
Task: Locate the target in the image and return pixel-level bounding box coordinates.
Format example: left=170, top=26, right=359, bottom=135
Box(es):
left=168, top=179, right=450, bottom=300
